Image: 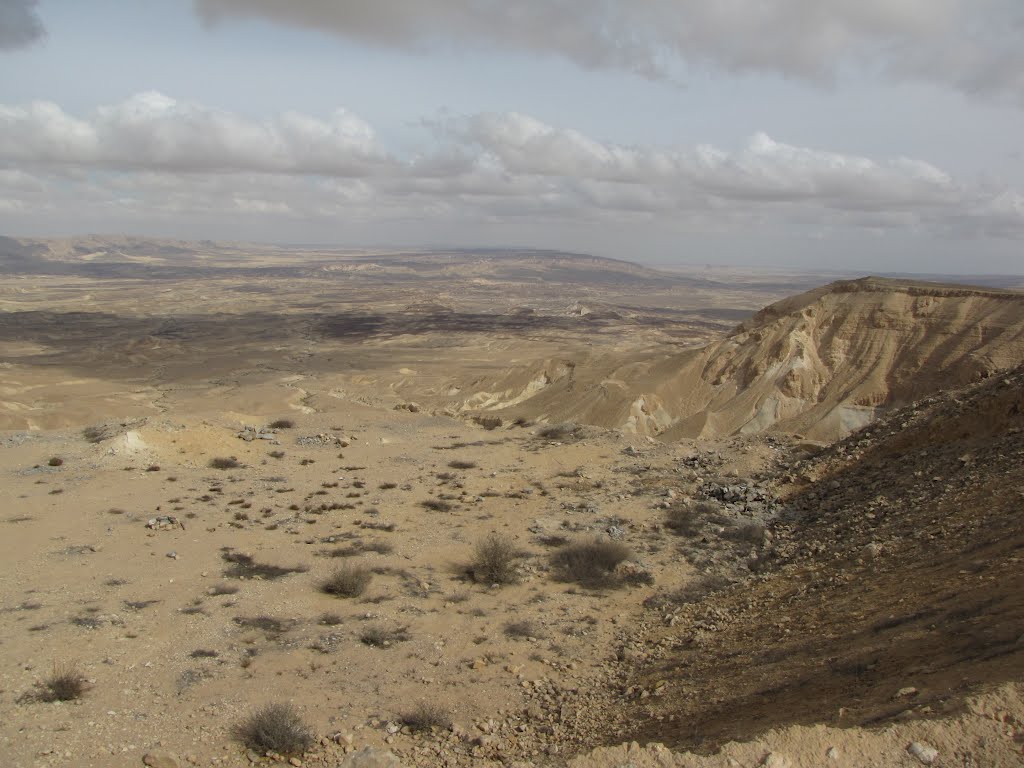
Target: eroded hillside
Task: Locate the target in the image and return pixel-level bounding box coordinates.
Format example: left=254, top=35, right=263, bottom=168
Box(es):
left=472, top=278, right=1024, bottom=441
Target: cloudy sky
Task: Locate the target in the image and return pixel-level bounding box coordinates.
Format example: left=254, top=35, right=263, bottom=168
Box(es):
left=2, top=0, right=1024, bottom=273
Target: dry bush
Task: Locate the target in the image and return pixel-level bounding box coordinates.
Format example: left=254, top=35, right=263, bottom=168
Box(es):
left=233, top=616, right=293, bottom=637
left=47, top=457, right=64, bottom=467
left=665, top=507, right=702, bottom=536
left=550, top=539, right=632, bottom=588
left=221, top=551, right=307, bottom=580
left=401, top=701, right=451, bottom=732
left=668, top=573, right=732, bottom=605
left=319, top=565, right=372, bottom=597
left=469, top=533, right=519, bottom=585
left=722, top=520, right=766, bottom=545
left=268, top=419, right=295, bottom=429
left=536, top=422, right=579, bottom=440
left=36, top=663, right=88, bottom=702
left=359, top=625, right=410, bottom=647
left=208, top=457, right=241, bottom=470
left=503, top=620, right=543, bottom=639
left=232, top=703, right=313, bottom=757
left=420, top=499, right=453, bottom=512
left=447, top=459, right=477, bottom=470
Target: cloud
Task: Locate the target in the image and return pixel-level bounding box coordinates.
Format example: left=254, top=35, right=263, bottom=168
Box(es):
left=0, top=94, right=1021, bottom=244
left=193, top=0, right=1024, bottom=102
left=0, top=0, right=44, bottom=50
left=0, top=92, right=388, bottom=175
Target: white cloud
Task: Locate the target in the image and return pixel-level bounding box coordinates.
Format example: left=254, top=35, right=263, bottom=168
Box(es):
left=0, top=94, right=1021, bottom=244
left=193, top=0, right=1024, bottom=102
left=0, top=92, right=387, bottom=175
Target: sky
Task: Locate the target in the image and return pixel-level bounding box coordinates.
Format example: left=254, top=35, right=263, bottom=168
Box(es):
left=1, top=1, right=1024, bottom=273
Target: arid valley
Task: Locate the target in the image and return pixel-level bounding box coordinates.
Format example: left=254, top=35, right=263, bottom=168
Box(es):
left=1, top=237, right=1023, bottom=768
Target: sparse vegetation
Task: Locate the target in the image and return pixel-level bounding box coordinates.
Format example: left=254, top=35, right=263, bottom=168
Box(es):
left=504, top=619, right=542, bottom=639
left=400, top=701, right=452, bottom=732
left=268, top=450, right=285, bottom=459
left=232, top=703, right=314, bottom=757
left=359, top=625, right=410, bottom=647
left=550, top=539, right=632, bottom=588
left=221, top=551, right=307, bottom=580
left=208, top=456, right=241, bottom=470
left=536, top=422, right=579, bottom=440
left=722, top=520, right=766, bottom=545
left=666, top=573, right=732, bottom=605
left=319, top=564, right=372, bottom=597
left=82, top=425, right=105, bottom=443
left=469, top=532, right=519, bottom=585
left=47, top=456, right=63, bottom=467
left=447, top=459, right=478, bottom=470
left=268, top=419, right=295, bottom=429
left=233, top=616, right=292, bottom=636
left=36, top=663, right=88, bottom=702
left=420, top=498, right=453, bottom=512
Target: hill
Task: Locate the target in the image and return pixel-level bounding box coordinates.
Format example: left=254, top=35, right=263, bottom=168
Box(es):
left=478, top=277, right=1024, bottom=441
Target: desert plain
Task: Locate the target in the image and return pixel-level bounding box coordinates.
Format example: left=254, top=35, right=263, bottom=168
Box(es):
left=1, top=237, right=1023, bottom=768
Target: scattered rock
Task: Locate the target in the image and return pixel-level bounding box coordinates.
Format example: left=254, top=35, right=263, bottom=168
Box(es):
left=142, top=751, right=181, bottom=768
left=907, top=741, right=939, bottom=765
left=337, top=747, right=404, bottom=767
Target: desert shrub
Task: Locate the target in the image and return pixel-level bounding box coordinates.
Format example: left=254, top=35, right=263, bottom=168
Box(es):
left=536, top=534, right=570, bottom=548
left=400, top=702, right=451, bottom=732
left=232, top=703, right=313, bottom=757
left=359, top=625, right=410, bottom=647
left=536, top=422, right=578, bottom=440
left=268, top=450, right=285, bottom=459
left=233, top=616, right=293, bottom=637
left=319, top=565, right=372, bottom=597
left=469, top=533, right=519, bottom=585
left=669, top=574, right=732, bottom=605
left=319, top=612, right=343, bottom=626
left=447, top=459, right=477, bottom=470
left=665, top=506, right=703, bottom=536
left=221, top=551, right=307, bottom=580
left=36, top=663, right=88, bottom=702
left=551, top=539, right=632, bottom=588
left=503, top=620, right=543, bottom=639
left=268, top=419, right=295, bottom=429
left=322, top=540, right=393, bottom=558
left=475, top=415, right=503, bottom=430
left=47, top=457, right=64, bottom=467
left=208, top=457, right=241, bottom=470
left=190, top=649, right=219, bottom=658
left=722, top=521, right=766, bottom=545
left=378, top=482, right=398, bottom=490
left=420, top=499, right=453, bottom=512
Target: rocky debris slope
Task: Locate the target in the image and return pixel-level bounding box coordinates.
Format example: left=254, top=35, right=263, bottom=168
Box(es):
left=605, top=363, right=1024, bottom=758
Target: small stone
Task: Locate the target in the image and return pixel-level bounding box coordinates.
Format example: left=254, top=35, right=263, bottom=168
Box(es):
left=826, top=746, right=839, bottom=760
left=896, top=686, right=919, bottom=698
left=143, top=751, right=182, bottom=768
left=761, top=754, right=788, bottom=768
left=289, top=758, right=302, bottom=767
left=908, top=742, right=939, bottom=765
